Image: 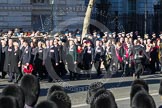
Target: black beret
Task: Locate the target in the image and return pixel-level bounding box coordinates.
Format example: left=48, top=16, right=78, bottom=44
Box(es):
left=20, top=75, right=40, bottom=107
left=91, top=90, right=117, bottom=108
left=47, top=84, right=64, bottom=99
left=47, top=91, right=71, bottom=108
left=132, top=91, right=156, bottom=108
left=36, top=100, right=58, bottom=108
left=1, top=85, right=25, bottom=108
left=130, top=84, right=146, bottom=106
left=131, top=79, right=149, bottom=92
left=0, top=96, right=19, bottom=108
left=86, top=82, right=105, bottom=104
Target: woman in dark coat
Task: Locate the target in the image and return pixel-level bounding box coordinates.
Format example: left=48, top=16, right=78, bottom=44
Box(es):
left=94, top=40, right=104, bottom=77
left=66, top=40, right=77, bottom=80
left=57, top=40, right=68, bottom=77
left=82, top=41, right=94, bottom=79
left=3, top=39, right=14, bottom=82
left=103, top=40, right=112, bottom=75
left=11, top=42, right=21, bottom=83
left=0, top=40, right=7, bottom=79
left=30, top=41, right=37, bottom=76
left=30, top=41, right=37, bottom=65
left=76, top=44, right=84, bottom=79
left=33, top=41, right=44, bottom=79
left=150, top=41, right=159, bottom=74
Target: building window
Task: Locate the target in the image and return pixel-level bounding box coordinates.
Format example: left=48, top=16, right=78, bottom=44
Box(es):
left=128, top=0, right=136, bottom=13
left=85, top=0, right=89, bottom=6
left=32, top=0, right=45, bottom=3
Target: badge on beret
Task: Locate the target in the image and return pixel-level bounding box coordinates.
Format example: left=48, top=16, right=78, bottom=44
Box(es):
left=70, top=47, right=74, bottom=51
left=50, top=50, right=54, bottom=52
left=39, top=50, right=42, bottom=52
left=97, top=49, right=101, bottom=52
left=8, top=49, right=12, bottom=51
left=70, top=49, right=74, bottom=51
left=87, top=50, right=91, bottom=53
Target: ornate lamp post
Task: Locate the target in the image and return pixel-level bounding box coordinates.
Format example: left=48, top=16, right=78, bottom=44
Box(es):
left=154, top=2, right=160, bottom=34
left=49, top=0, right=54, bottom=32
left=144, top=0, right=148, bottom=34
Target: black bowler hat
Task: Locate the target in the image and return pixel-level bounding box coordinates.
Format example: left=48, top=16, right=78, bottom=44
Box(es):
left=48, top=91, right=71, bottom=108
left=47, top=84, right=64, bottom=99
left=130, top=84, right=146, bottom=106
left=1, top=85, right=25, bottom=108
left=131, top=79, right=149, bottom=92
left=0, top=96, right=19, bottom=108
left=20, top=75, right=40, bottom=107
left=86, top=82, right=105, bottom=104
left=36, top=100, right=58, bottom=108
left=91, top=89, right=117, bottom=108
left=132, top=91, right=156, bottom=108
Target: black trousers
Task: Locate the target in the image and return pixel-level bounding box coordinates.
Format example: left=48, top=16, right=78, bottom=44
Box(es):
left=94, top=61, right=101, bottom=76
left=51, top=60, right=60, bottom=78
left=0, top=64, right=6, bottom=78
left=134, top=61, right=143, bottom=79
left=13, top=71, right=21, bottom=83
left=69, top=70, right=77, bottom=80
left=5, top=65, right=13, bottom=81
left=34, top=64, right=46, bottom=79
left=103, top=60, right=111, bottom=77
left=68, top=64, right=78, bottom=80
left=123, top=61, right=130, bottom=76
left=10, top=66, right=22, bottom=82
left=58, top=62, right=67, bottom=77
left=150, top=60, right=156, bottom=74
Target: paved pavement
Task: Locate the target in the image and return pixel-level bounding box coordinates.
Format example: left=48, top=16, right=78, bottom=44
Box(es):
left=0, top=73, right=162, bottom=108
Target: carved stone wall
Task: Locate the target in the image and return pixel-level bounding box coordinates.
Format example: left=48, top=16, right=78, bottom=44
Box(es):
left=52, top=0, right=86, bottom=31
left=0, top=0, right=32, bottom=29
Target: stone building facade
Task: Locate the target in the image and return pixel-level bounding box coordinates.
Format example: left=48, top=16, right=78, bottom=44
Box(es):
left=92, top=0, right=161, bottom=34
left=0, top=0, right=32, bottom=30
left=109, top=0, right=158, bottom=34
left=0, top=0, right=86, bottom=32
left=50, top=0, right=86, bottom=32
left=0, top=0, right=161, bottom=34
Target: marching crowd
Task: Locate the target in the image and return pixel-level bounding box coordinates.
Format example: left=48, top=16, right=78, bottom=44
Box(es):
left=0, top=29, right=162, bottom=82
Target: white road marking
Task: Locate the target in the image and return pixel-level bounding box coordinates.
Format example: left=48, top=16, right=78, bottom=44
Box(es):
left=72, top=104, right=88, bottom=108
left=72, top=92, right=159, bottom=108
left=115, top=97, right=130, bottom=101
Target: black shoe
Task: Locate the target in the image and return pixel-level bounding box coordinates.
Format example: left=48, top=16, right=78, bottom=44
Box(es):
left=86, top=74, right=91, bottom=79
left=69, top=75, right=74, bottom=80
left=38, top=77, right=43, bottom=81
left=48, top=79, right=53, bottom=82
left=76, top=76, right=80, bottom=80
left=48, top=80, right=52, bottom=83
left=14, top=80, right=18, bottom=84
left=48, top=78, right=53, bottom=83
left=8, top=80, right=13, bottom=82
left=70, top=77, right=74, bottom=81
left=97, top=72, right=102, bottom=76
left=1, top=76, right=5, bottom=79
left=123, top=73, right=126, bottom=77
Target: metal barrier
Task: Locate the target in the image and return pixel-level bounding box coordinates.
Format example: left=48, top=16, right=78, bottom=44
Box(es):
left=0, top=36, right=54, bottom=41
